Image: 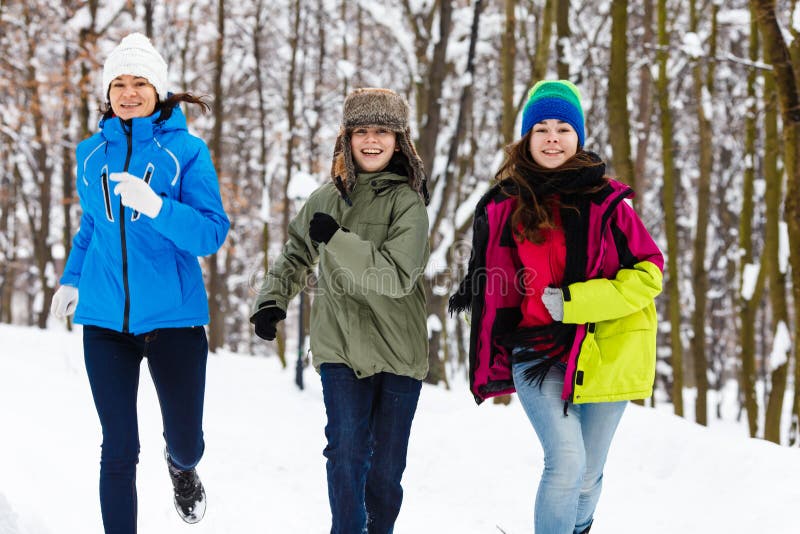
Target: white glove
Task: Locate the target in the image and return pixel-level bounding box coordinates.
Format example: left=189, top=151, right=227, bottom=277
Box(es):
left=110, top=172, right=163, bottom=218
left=541, top=287, right=564, bottom=322
left=51, top=285, right=79, bottom=319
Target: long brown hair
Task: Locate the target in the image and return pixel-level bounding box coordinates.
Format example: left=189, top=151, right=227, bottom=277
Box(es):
left=100, top=92, right=210, bottom=121
left=496, top=131, right=607, bottom=243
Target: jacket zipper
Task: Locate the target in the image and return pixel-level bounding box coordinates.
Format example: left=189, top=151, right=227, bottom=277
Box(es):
left=565, top=188, right=630, bottom=412
left=120, top=121, right=133, bottom=332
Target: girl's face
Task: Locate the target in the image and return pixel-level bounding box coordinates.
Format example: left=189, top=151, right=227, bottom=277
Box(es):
left=528, top=119, right=579, bottom=169
left=109, top=75, right=157, bottom=120
left=350, top=127, right=398, bottom=173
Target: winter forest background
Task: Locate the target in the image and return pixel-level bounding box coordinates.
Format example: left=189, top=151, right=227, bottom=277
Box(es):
left=2, top=0, right=800, bottom=446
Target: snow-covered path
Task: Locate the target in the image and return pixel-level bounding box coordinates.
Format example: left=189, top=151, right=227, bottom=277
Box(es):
left=0, top=324, right=797, bottom=533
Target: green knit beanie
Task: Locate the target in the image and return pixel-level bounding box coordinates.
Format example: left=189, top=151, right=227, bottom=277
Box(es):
left=520, top=80, right=585, bottom=146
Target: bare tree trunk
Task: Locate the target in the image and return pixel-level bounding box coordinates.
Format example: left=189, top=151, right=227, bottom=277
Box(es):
left=250, top=0, right=284, bottom=364
left=356, top=7, right=364, bottom=88
left=495, top=0, right=518, bottom=404
left=751, top=0, right=800, bottom=441
left=18, top=8, right=54, bottom=328
left=607, top=0, right=634, bottom=186
left=657, top=0, right=683, bottom=416
left=515, top=0, right=555, bottom=125
left=736, top=2, right=762, bottom=438
left=277, top=0, right=303, bottom=365
left=61, top=36, right=76, bottom=331
left=633, top=0, right=654, bottom=197
left=412, top=0, right=453, bottom=177
left=501, top=0, right=516, bottom=145
left=530, top=0, right=554, bottom=90
left=61, top=42, right=74, bottom=267
left=340, top=0, right=350, bottom=96
left=178, top=3, right=197, bottom=92
left=426, top=0, right=484, bottom=386
left=143, top=0, right=155, bottom=37
left=0, top=148, right=16, bottom=324
left=78, top=0, right=98, bottom=141
left=429, top=0, right=483, bottom=244
left=308, top=0, right=326, bottom=174
left=787, top=0, right=800, bottom=448
left=763, top=72, right=789, bottom=444
left=687, top=0, right=716, bottom=426
left=207, top=0, right=227, bottom=352
left=740, top=268, right=767, bottom=438
left=555, top=0, right=571, bottom=79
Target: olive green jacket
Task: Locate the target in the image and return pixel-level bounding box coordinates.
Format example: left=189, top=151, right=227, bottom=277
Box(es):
left=251, top=171, right=430, bottom=380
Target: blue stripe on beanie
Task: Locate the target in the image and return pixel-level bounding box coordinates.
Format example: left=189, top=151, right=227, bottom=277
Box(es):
left=520, top=82, right=585, bottom=147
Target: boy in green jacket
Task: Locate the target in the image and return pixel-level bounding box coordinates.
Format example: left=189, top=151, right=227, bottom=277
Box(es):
left=251, top=88, right=430, bottom=534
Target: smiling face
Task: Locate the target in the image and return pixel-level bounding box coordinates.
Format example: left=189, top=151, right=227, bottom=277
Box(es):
left=108, top=75, right=158, bottom=120
left=350, top=127, right=398, bottom=173
left=528, top=119, right=579, bottom=169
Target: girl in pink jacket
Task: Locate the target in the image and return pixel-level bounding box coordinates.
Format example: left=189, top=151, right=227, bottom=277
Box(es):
left=450, top=80, right=663, bottom=534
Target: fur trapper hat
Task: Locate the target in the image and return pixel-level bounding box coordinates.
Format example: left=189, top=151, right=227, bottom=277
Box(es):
left=331, top=88, right=428, bottom=205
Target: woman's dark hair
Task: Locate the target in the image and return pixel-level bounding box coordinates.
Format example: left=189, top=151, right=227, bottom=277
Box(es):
left=100, top=92, right=211, bottom=121
left=495, top=130, right=607, bottom=244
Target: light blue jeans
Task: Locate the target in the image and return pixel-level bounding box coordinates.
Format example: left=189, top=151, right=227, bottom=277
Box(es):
left=512, top=358, right=626, bottom=534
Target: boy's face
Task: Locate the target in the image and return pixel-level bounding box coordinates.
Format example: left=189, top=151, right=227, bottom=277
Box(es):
left=350, top=127, right=398, bottom=173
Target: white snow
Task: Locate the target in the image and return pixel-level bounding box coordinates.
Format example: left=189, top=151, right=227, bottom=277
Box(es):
left=427, top=313, right=442, bottom=335
left=1, top=323, right=799, bottom=533
left=740, top=262, right=759, bottom=300
left=286, top=170, right=321, bottom=201
left=454, top=180, right=489, bottom=230
left=336, top=59, right=356, bottom=80
left=681, top=32, right=704, bottom=59
left=259, top=181, right=271, bottom=224
left=779, top=220, right=790, bottom=274
left=769, top=321, right=792, bottom=371
left=795, top=3, right=800, bottom=35
left=717, top=9, right=750, bottom=26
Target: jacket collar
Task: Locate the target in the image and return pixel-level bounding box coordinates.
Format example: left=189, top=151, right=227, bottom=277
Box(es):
left=353, top=170, right=407, bottom=193
left=99, top=106, right=188, bottom=143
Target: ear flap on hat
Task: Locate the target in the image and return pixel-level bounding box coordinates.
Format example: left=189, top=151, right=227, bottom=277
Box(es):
left=396, top=129, right=429, bottom=205
left=330, top=128, right=357, bottom=202
left=331, top=130, right=347, bottom=185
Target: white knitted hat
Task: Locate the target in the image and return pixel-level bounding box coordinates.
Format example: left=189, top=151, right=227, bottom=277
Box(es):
left=102, top=33, right=168, bottom=100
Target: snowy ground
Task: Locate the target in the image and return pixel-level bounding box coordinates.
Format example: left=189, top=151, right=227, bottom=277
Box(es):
left=1, top=323, right=798, bottom=534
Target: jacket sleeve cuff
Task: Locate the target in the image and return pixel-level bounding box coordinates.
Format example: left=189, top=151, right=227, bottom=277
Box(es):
left=323, top=227, right=349, bottom=256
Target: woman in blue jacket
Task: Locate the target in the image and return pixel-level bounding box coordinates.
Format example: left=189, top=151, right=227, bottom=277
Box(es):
left=50, top=33, right=229, bottom=533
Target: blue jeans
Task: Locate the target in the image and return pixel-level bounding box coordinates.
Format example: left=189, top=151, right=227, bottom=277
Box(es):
left=512, top=358, right=626, bottom=534
left=83, top=325, right=208, bottom=534
left=320, top=363, right=422, bottom=534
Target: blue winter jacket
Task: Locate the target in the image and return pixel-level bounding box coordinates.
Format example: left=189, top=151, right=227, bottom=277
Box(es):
left=60, top=106, right=229, bottom=334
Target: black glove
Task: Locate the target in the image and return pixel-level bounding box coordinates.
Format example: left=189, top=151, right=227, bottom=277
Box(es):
left=250, top=301, right=286, bottom=341
left=309, top=212, right=339, bottom=244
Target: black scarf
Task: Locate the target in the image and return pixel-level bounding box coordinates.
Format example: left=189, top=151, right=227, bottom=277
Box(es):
left=516, top=151, right=607, bottom=198
left=503, top=155, right=608, bottom=387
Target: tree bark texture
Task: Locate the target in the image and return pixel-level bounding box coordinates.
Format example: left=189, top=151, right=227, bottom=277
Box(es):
left=657, top=0, right=684, bottom=417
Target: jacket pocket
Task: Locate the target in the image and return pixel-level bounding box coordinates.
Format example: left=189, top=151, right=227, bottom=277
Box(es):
left=77, top=241, right=122, bottom=325
left=574, top=316, right=656, bottom=403
left=129, top=249, right=183, bottom=324
left=356, top=221, right=389, bottom=247
left=594, top=306, right=655, bottom=339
